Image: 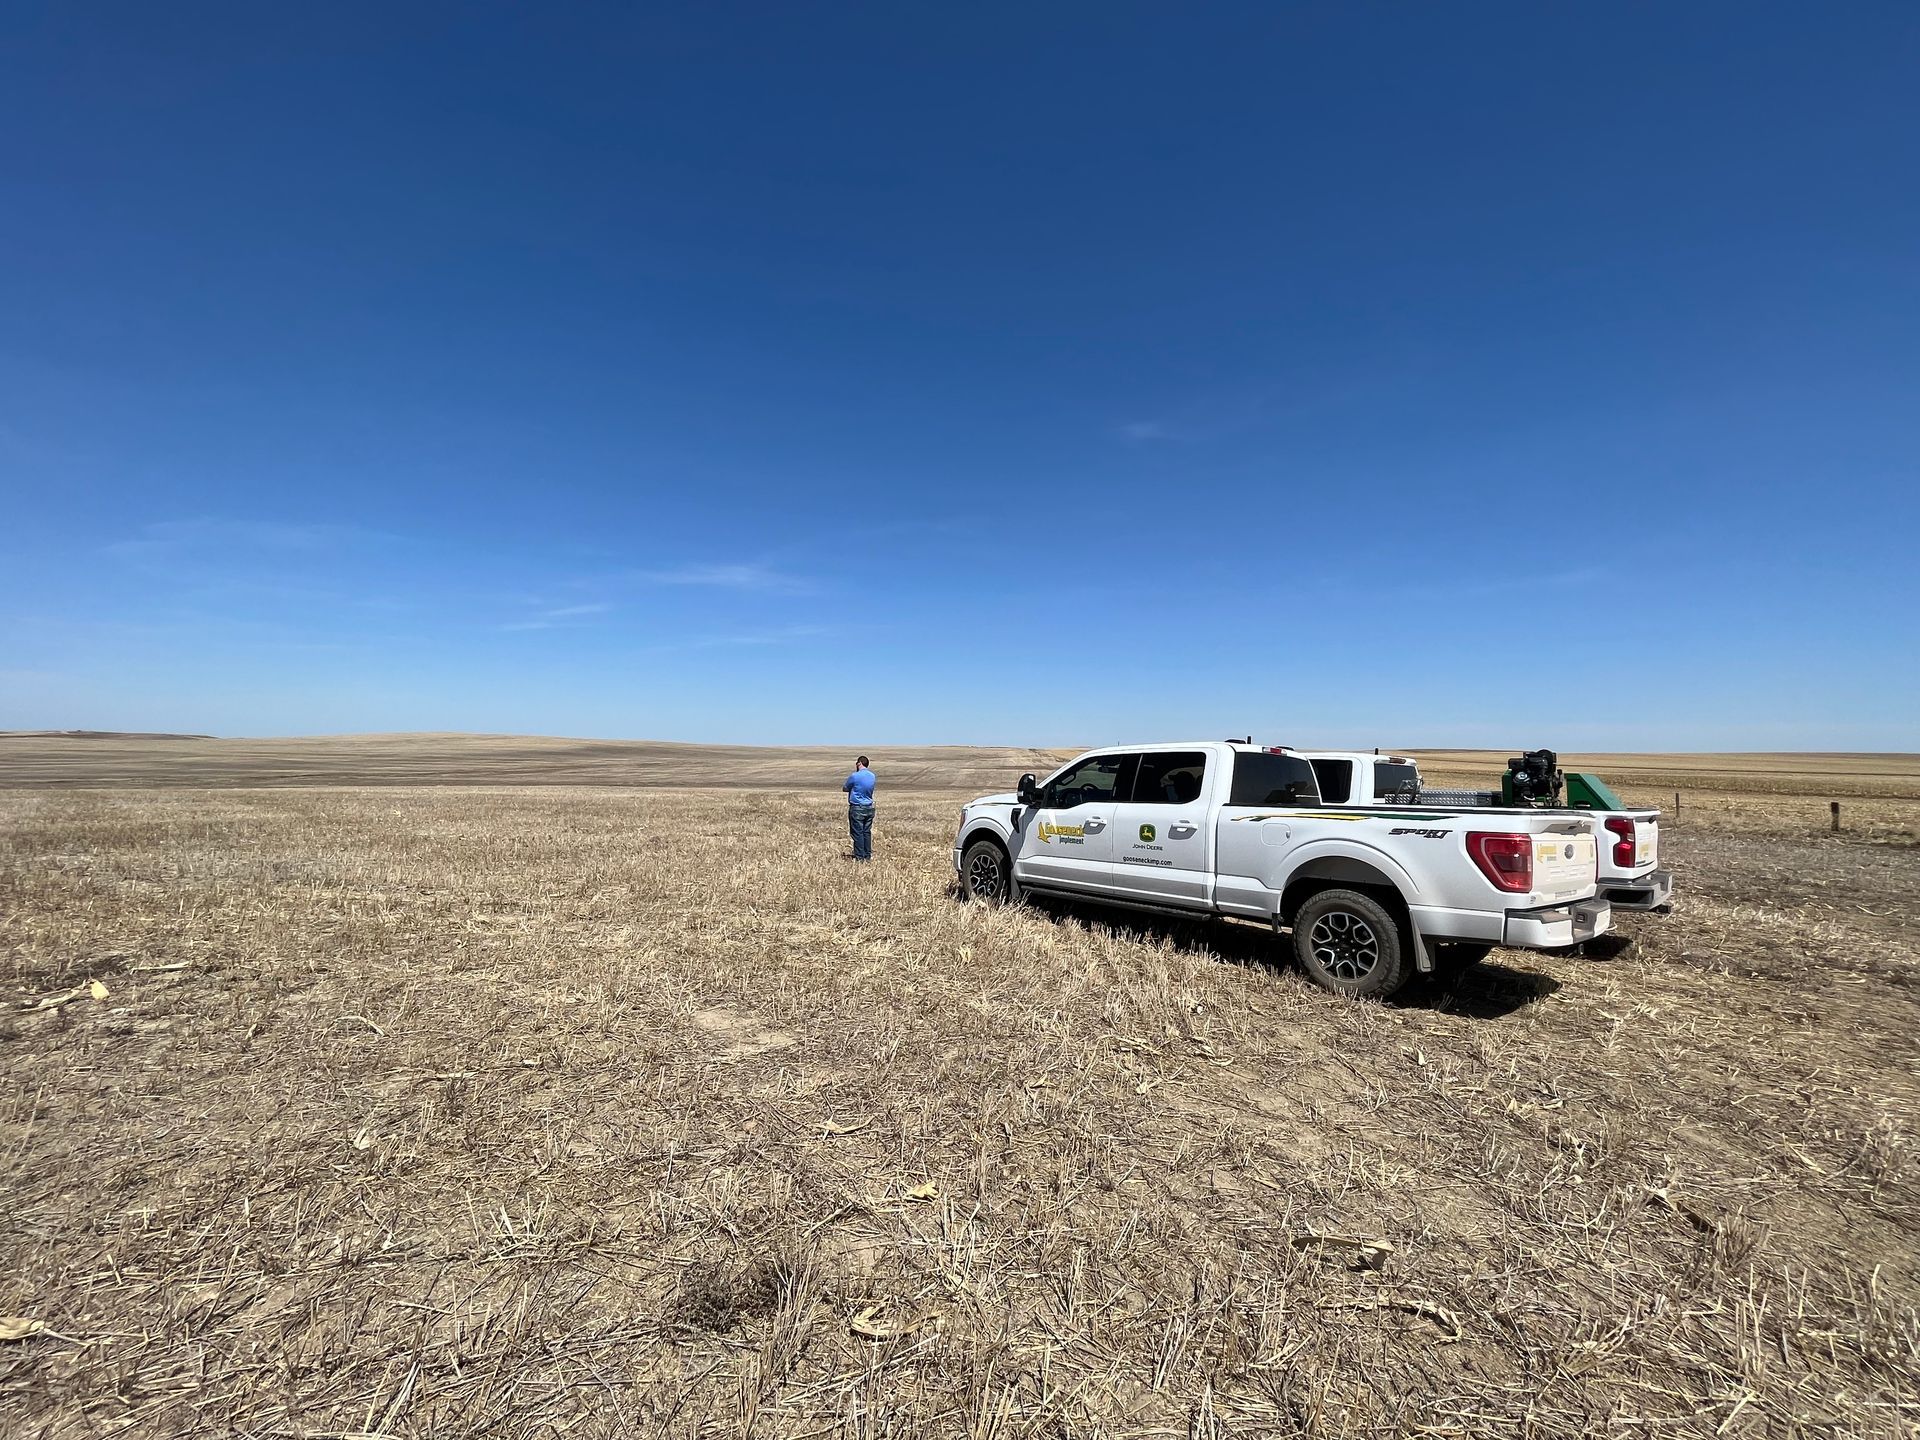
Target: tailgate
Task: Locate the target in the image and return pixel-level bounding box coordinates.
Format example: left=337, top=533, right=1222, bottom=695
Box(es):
left=1633, top=813, right=1659, bottom=869
left=1532, top=827, right=1597, bottom=902
left=1607, top=810, right=1660, bottom=874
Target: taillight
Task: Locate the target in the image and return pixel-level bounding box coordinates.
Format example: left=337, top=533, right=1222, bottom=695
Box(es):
left=1604, top=816, right=1635, bottom=868
left=1467, top=832, right=1534, bottom=893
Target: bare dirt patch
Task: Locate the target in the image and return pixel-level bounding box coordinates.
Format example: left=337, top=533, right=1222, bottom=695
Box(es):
left=694, top=1005, right=799, bottom=1060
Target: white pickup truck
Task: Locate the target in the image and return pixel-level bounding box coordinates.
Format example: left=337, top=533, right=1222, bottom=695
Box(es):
left=1297, top=750, right=1674, bottom=911
left=953, top=742, right=1611, bottom=998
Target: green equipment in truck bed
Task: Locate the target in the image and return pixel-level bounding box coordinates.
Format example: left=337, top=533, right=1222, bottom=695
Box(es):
left=1564, top=771, right=1627, bottom=811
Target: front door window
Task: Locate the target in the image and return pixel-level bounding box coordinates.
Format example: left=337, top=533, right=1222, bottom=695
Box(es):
left=1043, top=754, right=1130, bottom=809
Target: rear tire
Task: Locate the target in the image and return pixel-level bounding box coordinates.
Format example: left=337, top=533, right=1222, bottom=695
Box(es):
left=960, top=838, right=1016, bottom=905
left=1292, top=888, right=1411, bottom=998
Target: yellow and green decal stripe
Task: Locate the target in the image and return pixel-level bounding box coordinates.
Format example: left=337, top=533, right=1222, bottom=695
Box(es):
left=1227, top=808, right=1464, bottom=823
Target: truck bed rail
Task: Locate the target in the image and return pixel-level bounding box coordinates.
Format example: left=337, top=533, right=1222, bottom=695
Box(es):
left=1386, top=788, right=1498, bottom=807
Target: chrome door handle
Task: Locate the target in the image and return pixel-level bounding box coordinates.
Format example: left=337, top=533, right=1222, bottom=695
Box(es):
left=1083, top=818, right=1107, bottom=833
left=1169, top=823, right=1198, bottom=838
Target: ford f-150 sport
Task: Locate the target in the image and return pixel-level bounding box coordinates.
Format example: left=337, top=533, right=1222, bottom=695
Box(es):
left=952, top=742, right=1611, bottom=998
left=1297, top=750, right=1674, bottom=912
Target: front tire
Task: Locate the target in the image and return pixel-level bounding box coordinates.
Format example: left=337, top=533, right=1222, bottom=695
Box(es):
left=1292, top=888, right=1411, bottom=998
left=960, top=838, right=1016, bottom=905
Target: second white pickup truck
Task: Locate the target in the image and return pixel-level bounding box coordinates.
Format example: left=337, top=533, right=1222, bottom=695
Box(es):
left=953, top=742, right=1611, bottom=998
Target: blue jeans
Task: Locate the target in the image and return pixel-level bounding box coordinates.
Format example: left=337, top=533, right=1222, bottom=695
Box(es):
left=848, top=803, right=874, bottom=861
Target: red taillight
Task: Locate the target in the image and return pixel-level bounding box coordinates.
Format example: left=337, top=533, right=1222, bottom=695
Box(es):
left=1604, top=816, right=1635, bottom=868
left=1467, top=832, right=1534, bottom=893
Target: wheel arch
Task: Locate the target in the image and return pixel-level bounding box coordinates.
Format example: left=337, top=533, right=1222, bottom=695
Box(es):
left=1279, top=855, right=1413, bottom=933
left=960, top=823, right=1013, bottom=859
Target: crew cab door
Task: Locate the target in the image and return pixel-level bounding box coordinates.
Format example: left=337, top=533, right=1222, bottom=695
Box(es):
left=1012, top=752, right=1127, bottom=893
left=1110, top=749, right=1214, bottom=908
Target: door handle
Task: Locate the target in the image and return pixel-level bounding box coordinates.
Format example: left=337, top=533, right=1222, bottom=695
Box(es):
left=1083, top=818, right=1107, bottom=833
left=1169, top=823, right=1198, bottom=839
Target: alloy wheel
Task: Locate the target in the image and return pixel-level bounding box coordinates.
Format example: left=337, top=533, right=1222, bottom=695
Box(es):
left=1309, top=909, right=1379, bottom=980
left=966, top=849, right=1005, bottom=901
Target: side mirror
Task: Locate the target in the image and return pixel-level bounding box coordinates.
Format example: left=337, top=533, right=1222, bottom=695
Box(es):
left=1016, top=773, right=1040, bottom=806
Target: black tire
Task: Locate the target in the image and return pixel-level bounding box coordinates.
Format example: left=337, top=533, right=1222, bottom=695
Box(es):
left=960, top=838, right=1016, bottom=905
left=1292, top=888, right=1411, bottom=998
left=1431, top=941, right=1493, bottom=976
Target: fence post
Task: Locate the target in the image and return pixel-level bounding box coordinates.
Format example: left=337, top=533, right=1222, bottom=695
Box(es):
left=1674, top=790, right=1680, bottom=817
left=1830, top=801, right=1841, bottom=834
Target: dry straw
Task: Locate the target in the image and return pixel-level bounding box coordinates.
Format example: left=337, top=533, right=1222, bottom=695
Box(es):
left=1, top=744, right=1916, bottom=1435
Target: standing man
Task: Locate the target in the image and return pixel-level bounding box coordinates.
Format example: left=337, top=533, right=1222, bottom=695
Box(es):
left=842, top=755, right=876, bottom=862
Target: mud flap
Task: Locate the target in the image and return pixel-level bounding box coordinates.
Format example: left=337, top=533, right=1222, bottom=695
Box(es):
left=1410, top=927, right=1433, bottom=973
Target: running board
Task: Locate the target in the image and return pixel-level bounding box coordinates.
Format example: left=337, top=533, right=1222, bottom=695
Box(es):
left=1018, top=883, right=1213, bottom=921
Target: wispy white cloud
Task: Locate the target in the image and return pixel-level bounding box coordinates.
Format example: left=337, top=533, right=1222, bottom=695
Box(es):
left=1331, top=565, right=1608, bottom=604
left=1114, top=371, right=1374, bottom=449
left=499, top=601, right=614, bottom=632
left=102, top=518, right=380, bottom=560
left=540, top=602, right=612, bottom=618
left=95, top=518, right=410, bottom=615
left=630, top=562, right=813, bottom=594
left=696, top=623, right=832, bottom=647
left=645, top=623, right=836, bottom=653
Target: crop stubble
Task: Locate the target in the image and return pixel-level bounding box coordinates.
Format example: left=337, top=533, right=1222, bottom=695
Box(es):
left=0, top=742, right=1916, bottom=1436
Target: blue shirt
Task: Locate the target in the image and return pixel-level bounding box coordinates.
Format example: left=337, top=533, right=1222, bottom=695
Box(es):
left=843, top=767, right=876, bottom=805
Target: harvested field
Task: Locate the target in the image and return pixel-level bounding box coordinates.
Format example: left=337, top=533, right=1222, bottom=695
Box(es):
left=0, top=733, right=1078, bottom=795
left=1, top=741, right=1916, bottom=1437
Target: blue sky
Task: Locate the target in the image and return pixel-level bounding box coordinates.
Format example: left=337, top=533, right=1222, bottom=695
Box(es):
left=3, top=4, right=1916, bottom=749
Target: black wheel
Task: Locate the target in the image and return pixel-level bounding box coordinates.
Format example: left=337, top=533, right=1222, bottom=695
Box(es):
left=1431, top=941, right=1493, bottom=977
left=1292, top=888, right=1411, bottom=998
left=960, top=838, right=1015, bottom=905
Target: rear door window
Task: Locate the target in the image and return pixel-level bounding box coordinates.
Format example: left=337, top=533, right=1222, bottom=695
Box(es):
left=1127, top=751, right=1208, bottom=805
left=1229, top=752, right=1321, bottom=806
